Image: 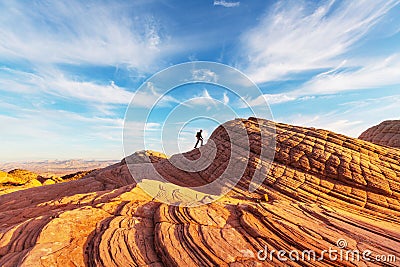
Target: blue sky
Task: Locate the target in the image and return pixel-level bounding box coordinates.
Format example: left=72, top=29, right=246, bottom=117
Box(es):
left=0, top=0, right=399, bottom=161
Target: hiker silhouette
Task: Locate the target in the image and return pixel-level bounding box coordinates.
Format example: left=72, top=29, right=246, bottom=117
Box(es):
left=194, top=129, right=204, bottom=148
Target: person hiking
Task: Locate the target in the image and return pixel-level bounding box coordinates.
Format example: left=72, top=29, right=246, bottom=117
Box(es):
left=194, top=129, right=204, bottom=148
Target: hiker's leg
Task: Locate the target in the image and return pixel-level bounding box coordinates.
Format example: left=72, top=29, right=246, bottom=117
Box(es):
left=195, top=139, right=200, bottom=148
left=201, top=139, right=203, bottom=146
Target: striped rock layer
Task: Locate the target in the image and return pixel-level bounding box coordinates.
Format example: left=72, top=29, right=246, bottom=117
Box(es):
left=0, top=118, right=399, bottom=267
left=359, top=120, right=400, bottom=149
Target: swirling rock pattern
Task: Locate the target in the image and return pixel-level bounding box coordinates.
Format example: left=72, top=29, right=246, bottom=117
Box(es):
left=0, top=118, right=399, bottom=266
left=359, top=120, right=400, bottom=149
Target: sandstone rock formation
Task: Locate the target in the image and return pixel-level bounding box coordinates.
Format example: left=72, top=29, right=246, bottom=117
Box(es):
left=59, top=170, right=95, bottom=181
left=0, top=118, right=399, bottom=266
left=0, top=169, right=95, bottom=195
left=359, top=120, right=400, bottom=149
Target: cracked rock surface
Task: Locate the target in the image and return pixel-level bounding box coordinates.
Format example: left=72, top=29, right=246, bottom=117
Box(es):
left=359, top=120, right=400, bottom=149
left=0, top=118, right=399, bottom=266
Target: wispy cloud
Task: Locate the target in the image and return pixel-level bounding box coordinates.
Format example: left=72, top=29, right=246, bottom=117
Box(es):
left=222, top=91, right=229, bottom=105
left=246, top=94, right=296, bottom=106
left=187, top=89, right=220, bottom=108
left=0, top=67, right=133, bottom=105
left=0, top=107, right=125, bottom=161
left=0, top=66, right=185, bottom=109
left=276, top=94, right=400, bottom=137
left=282, top=112, right=365, bottom=137
left=191, top=69, right=218, bottom=82
left=241, top=0, right=400, bottom=83
left=299, top=54, right=400, bottom=94
left=249, top=54, right=400, bottom=106
left=183, top=89, right=235, bottom=110
left=0, top=1, right=171, bottom=69
left=214, top=0, right=240, bottom=8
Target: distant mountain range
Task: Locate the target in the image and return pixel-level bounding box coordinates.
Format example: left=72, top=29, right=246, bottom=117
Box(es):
left=0, top=159, right=118, bottom=176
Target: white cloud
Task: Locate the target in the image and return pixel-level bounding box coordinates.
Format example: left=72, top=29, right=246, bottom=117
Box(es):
left=276, top=95, right=400, bottom=137
left=0, top=66, right=184, bottom=109
left=184, top=89, right=235, bottom=109
left=241, top=0, right=400, bottom=83
left=187, top=89, right=219, bottom=107
left=0, top=67, right=133, bottom=105
left=0, top=1, right=171, bottom=69
left=299, top=54, right=400, bottom=94
left=191, top=69, right=218, bottom=83
left=214, top=0, right=240, bottom=8
left=281, top=113, right=365, bottom=137
left=0, top=108, right=125, bottom=161
left=202, top=89, right=212, bottom=99
left=51, top=79, right=133, bottom=105
left=245, top=94, right=296, bottom=106
left=223, top=91, right=229, bottom=105
left=245, top=54, right=400, bottom=106
left=130, top=81, right=182, bottom=108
